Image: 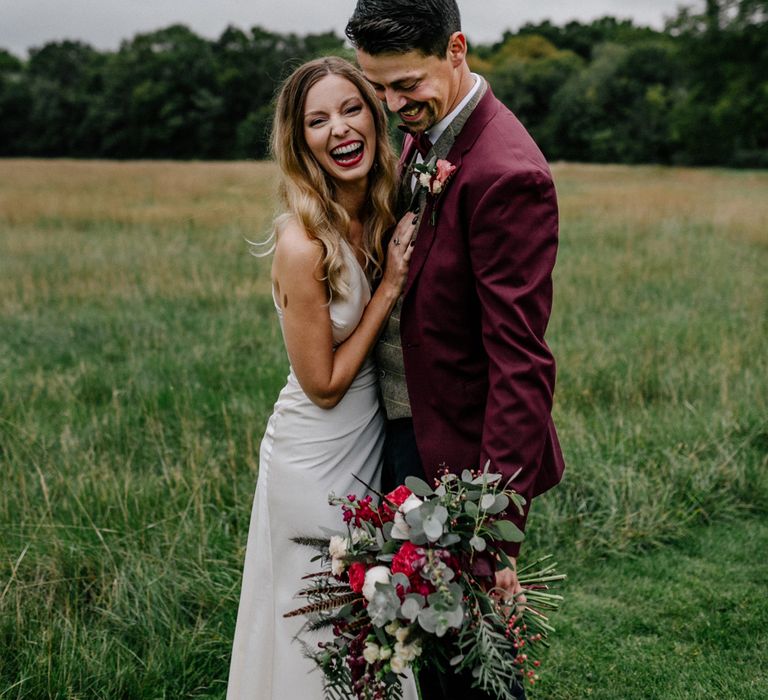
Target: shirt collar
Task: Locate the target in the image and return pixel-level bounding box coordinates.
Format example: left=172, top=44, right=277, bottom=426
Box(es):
left=425, top=73, right=481, bottom=146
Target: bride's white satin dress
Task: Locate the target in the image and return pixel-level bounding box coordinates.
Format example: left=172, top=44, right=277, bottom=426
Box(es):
left=227, top=241, right=417, bottom=700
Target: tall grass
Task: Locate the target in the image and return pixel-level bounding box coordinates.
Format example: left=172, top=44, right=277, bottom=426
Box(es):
left=0, top=160, right=766, bottom=697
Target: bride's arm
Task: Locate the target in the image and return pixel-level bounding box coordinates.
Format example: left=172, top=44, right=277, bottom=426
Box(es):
left=272, top=215, right=415, bottom=409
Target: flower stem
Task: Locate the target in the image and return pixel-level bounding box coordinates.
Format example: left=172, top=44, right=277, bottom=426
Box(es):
left=415, top=669, right=423, bottom=700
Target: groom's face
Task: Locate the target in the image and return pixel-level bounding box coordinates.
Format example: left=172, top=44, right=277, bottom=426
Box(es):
left=357, top=34, right=466, bottom=133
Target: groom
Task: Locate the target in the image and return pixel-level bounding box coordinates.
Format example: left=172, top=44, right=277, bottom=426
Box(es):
left=347, top=1, right=564, bottom=697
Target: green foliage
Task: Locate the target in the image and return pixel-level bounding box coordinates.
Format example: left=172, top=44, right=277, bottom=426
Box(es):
left=0, top=2, right=766, bottom=165
left=537, top=517, right=768, bottom=698
left=0, top=152, right=766, bottom=697
left=544, top=41, right=680, bottom=163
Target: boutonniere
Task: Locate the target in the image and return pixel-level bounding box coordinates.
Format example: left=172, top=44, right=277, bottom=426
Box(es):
left=412, top=156, right=457, bottom=225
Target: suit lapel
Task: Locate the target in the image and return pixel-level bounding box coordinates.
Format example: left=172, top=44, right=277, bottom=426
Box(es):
left=401, top=89, right=500, bottom=299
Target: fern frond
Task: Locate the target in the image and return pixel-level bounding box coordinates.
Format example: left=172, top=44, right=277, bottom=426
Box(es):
left=296, top=584, right=351, bottom=597
left=291, top=536, right=330, bottom=549
left=283, top=592, right=361, bottom=619
left=301, top=570, right=331, bottom=580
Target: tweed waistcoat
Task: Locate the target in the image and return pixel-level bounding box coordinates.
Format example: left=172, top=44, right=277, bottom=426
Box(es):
left=375, top=79, right=488, bottom=419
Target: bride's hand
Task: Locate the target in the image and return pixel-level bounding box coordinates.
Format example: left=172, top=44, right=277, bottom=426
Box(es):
left=381, top=212, right=418, bottom=294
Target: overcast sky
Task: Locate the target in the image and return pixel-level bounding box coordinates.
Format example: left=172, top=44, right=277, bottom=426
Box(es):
left=1, top=1, right=690, bottom=57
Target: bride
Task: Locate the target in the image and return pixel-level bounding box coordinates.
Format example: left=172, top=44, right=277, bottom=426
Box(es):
left=227, top=57, right=418, bottom=699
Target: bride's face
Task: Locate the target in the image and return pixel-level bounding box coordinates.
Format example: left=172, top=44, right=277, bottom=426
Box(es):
left=303, top=74, right=377, bottom=187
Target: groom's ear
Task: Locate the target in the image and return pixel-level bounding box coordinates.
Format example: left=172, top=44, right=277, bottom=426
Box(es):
left=446, top=32, right=467, bottom=67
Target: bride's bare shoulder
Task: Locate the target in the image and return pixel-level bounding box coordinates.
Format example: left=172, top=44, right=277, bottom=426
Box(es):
left=273, top=216, right=324, bottom=280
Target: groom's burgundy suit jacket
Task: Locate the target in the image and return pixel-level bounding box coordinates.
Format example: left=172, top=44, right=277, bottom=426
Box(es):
left=397, top=87, right=565, bottom=551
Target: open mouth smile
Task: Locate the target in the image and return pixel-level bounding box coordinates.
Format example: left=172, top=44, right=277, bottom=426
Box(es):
left=330, top=140, right=365, bottom=167
left=399, top=104, right=423, bottom=121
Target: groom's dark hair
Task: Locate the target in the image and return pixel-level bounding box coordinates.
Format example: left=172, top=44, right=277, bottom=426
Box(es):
left=345, top=0, right=462, bottom=58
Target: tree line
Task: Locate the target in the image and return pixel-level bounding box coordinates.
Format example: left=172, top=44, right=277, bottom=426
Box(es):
left=0, top=0, right=765, bottom=166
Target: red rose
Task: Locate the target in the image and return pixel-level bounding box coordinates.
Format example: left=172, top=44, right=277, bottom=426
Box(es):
left=391, top=542, right=423, bottom=577
left=378, top=486, right=413, bottom=525
left=412, top=579, right=434, bottom=597
left=348, top=562, right=366, bottom=594
left=385, top=485, right=412, bottom=507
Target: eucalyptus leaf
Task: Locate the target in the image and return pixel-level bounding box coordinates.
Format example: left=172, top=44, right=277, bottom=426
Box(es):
left=405, top=508, right=423, bottom=526
left=472, top=474, right=502, bottom=487
left=400, top=595, right=424, bottom=622
left=368, top=584, right=400, bottom=627
left=391, top=573, right=410, bottom=591
left=461, top=469, right=473, bottom=482
left=480, top=494, right=496, bottom=510
left=484, top=494, right=510, bottom=515
left=405, top=476, right=434, bottom=497
left=492, top=519, right=525, bottom=542
left=423, top=516, right=444, bottom=541
left=433, top=505, right=448, bottom=524
left=464, top=500, right=479, bottom=518
left=417, top=607, right=439, bottom=633
left=438, top=533, right=461, bottom=547
left=470, top=535, right=486, bottom=552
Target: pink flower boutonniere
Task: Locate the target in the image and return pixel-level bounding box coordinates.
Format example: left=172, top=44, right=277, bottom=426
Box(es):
left=412, top=156, right=457, bottom=225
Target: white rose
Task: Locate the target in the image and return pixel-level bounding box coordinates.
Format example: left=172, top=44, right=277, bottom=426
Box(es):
left=379, top=647, right=392, bottom=660
left=363, top=642, right=380, bottom=664
left=394, top=641, right=412, bottom=661
left=385, top=621, right=399, bottom=635
left=395, top=627, right=410, bottom=643
left=331, top=557, right=346, bottom=577
left=418, top=172, right=432, bottom=189
left=431, top=180, right=443, bottom=194
left=390, top=655, right=407, bottom=674
left=391, top=494, right=423, bottom=540
left=401, top=494, right=423, bottom=514
left=362, top=565, right=391, bottom=601
left=328, top=535, right=348, bottom=559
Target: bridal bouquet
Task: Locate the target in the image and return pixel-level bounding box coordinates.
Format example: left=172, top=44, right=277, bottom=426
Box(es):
left=286, top=464, right=564, bottom=700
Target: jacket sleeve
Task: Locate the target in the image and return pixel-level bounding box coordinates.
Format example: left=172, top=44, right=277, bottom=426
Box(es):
left=468, top=168, right=559, bottom=557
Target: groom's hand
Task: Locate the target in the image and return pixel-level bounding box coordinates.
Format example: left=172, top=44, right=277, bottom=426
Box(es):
left=493, top=558, right=526, bottom=611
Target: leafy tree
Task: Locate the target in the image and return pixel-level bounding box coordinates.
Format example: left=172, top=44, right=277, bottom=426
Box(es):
left=544, top=41, right=680, bottom=163
left=0, top=5, right=764, bottom=166
left=24, top=41, right=106, bottom=156
left=0, top=49, right=31, bottom=156
left=513, top=17, right=665, bottom=59
left=473, top=35, right=583, bottom=157
left=667, top=0, right=768, bottom=165
left=92, top=25, right=222, bottom=158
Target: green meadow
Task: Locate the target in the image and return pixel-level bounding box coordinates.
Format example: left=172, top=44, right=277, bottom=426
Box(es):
left=1, top=160, right=766, bottom=698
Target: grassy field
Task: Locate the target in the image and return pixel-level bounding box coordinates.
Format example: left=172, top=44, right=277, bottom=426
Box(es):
left=1, top=159, right=766, bottom=698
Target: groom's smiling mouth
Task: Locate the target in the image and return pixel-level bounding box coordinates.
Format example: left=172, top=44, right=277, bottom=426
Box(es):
left=329, top=140, right=365, bottom=167
left=399, top=103, right=424, bottom=122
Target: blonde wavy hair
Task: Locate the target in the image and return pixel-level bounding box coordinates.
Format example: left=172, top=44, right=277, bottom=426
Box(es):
left=271, top=56, right=398, bottom=298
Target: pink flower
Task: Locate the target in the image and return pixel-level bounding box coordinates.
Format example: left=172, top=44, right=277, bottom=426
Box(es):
left=435, top=159, right=457, bottom=184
